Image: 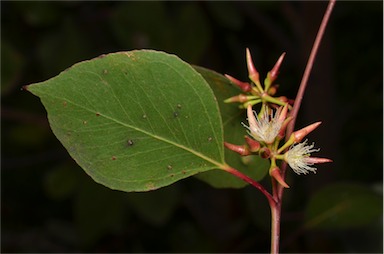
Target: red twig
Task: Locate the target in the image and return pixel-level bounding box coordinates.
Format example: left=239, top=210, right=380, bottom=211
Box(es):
left=274, top=1, right=336, bottom=253
left=222, top=166, right=276, bottom=206
left=286, top=0, right=336, bottom=138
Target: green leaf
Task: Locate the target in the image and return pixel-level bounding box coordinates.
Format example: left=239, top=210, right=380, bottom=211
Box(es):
left=26, top=50, right=225, bottom=192
left=194, top=66, right=269, bottom=188
left=304, top=183, right=383, bottom=230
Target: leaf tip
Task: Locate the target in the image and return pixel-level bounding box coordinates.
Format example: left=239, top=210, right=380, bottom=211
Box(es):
left=21, top=85, right=30, bottom=91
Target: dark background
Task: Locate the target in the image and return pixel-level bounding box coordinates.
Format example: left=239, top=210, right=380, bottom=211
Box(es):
left=1, top=1, right=382, bottom=252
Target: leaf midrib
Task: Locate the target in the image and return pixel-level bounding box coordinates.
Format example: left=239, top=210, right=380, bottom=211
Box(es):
left=40, top=91, right=226, bottom=169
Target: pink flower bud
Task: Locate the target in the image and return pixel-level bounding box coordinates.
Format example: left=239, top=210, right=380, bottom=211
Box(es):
left=293, top=122, right=322, bottom=143
left=268, top=84, right=279, bottom=96
left=277, top=116, right=293, bottom=140
left=225, top=74, right=252, bottom=92
left=278, top=104, right=289, bottom=122
left=277, top=96, right=288, bottom=103
left=246, top=48, right=260, bottom=85
left=244, top=135, right=261, bottom=152
left=270, top=167, right=290, bottom=188
left=224, top=142, right=251, bottom=156
left=269, top=52, right=286, bottom=83
left=224, top=94, right=249, bottom=103
left=304, top=157, right=333, bottom=164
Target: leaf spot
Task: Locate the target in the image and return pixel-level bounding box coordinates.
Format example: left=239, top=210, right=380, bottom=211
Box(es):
left=145, top=182, right=156, bottom=191
left=124, top=52, right=137, bottom=61
left=83, top=121, right=87, bottom=125
left=177, top=104, right=182, bottom=109
left=167, top=165, right=172, bottom=170
left=125, top=52, right=134, bottom=58
left=63, top=101, right=67, bottom=107
left=111, top=156, right=117, bottom=160
left=96, top=112, right=100, bottom=116
left=102, top=69, right=108, bottom=75
left=182, top=170, right=187, bottom=175
left=127, top=139, right=134, bottom=146
left=208, top=137, right=213, bottom=142
left=142, top=114, right=147, bottom=119
left=173, top=111, right=179, bottom=118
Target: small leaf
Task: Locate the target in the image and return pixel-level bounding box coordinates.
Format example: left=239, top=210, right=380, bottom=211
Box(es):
left=194, top=66, right=269, bottom=188
left=26, top=50, right=225, bottom=192
left=304, top=183, right=382, bottom=230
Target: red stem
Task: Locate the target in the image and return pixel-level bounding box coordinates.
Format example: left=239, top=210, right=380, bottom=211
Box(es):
left=280, top=0, right=336, bottom=191
left=222, top=166, right=276, bottom=206
left=274, top=1, right=336, bottom=253
left=286, top=0, right=336, bottom=138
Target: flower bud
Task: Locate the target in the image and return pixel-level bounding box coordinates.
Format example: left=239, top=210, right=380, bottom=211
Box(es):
left=269, top=52, right=286, bottom=83
left=277, top=104, right=289, bottom=122
left=244, top=135, right=261, bottom=152
left=304, top=157, right=333, bottom=164
left=225, top=74, right=252, bottom=92
left=268, top=84, right=279, bottom=96
left=246, top=48, right=260, bottom=85
left=277, top=96, right=288, bottom=103
left=277, top=116, right=293, bottom=140
left=293, top=122, right=322, bottom=143
left=224, top=142, right=251, bottom=156
left=224, top=94, right=250, bottom=103
left=269, top=167, right=290, bottom=188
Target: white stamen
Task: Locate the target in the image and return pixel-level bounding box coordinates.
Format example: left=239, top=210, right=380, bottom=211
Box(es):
left=242, top=106, right=283, bottom=144
left=284, top=139, right=320, bottom=175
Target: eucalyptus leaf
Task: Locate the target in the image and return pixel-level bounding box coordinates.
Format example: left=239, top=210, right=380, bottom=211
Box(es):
left=26, top=50, right=226, bottom=192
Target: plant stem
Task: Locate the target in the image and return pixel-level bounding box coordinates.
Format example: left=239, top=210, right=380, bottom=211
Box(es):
left=286, top=0, right=336, bottom=137
left=221, top=166, right=276, bottom=206
left=282, top=0, right=336, bottom=184
left=270, top=196, right=281, bottom=254
left=272, top=1, right=336, bottom=253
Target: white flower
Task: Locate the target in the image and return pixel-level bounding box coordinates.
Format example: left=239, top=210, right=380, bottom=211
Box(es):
left=284, top=140, right=320, bottom=175
left=242, top=105, right=284, bottom=144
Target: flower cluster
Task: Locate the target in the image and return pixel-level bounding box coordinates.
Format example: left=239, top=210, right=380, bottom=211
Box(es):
left=224, top=49, right=332, bottom=188
left=224, top=48, right=294, bottom=109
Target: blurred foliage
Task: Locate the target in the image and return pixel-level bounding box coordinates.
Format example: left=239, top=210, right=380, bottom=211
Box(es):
left=1, top=1, right=382, bottom=253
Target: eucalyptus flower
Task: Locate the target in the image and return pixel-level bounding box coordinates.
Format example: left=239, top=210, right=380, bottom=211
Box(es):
left=284, top=140, right=331, bottom=175
left=243, top=105, right=286, bottom=144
